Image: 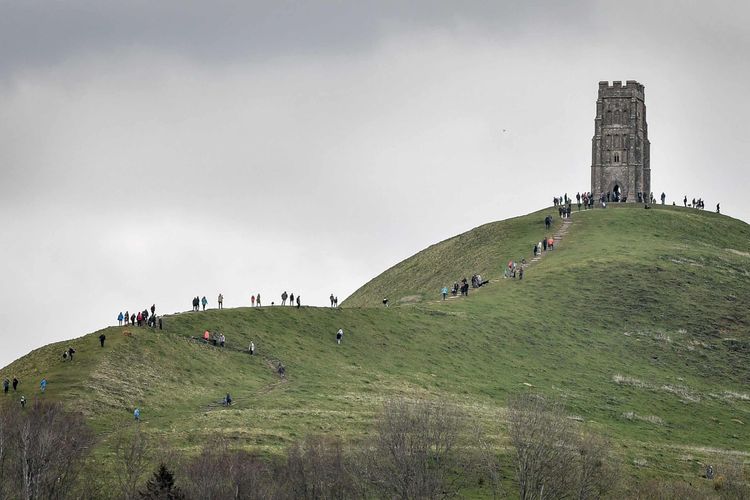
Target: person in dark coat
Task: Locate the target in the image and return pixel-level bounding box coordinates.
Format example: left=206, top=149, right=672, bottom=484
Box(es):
left=99, top=334, right=106, bottom=347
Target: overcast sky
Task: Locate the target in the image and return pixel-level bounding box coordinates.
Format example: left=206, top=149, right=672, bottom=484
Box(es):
left=1, top=1, right=749, bottom=367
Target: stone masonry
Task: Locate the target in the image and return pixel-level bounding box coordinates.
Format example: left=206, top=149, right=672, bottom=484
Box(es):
left=591, top=80, right=650, bottom=202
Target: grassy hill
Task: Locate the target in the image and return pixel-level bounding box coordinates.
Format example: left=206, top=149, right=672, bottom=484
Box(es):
left=2, top=204, right=749, bottom=494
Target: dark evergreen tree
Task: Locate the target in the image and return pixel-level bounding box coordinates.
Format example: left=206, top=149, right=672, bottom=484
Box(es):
left=139, top=463, right=185, bottom=499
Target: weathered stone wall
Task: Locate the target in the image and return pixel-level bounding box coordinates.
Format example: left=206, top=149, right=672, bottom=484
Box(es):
left=591, top=80, right=650, bottom=202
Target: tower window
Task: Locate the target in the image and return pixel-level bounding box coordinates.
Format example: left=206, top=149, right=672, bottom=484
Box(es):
left=613, top=152, right=620, bottom=163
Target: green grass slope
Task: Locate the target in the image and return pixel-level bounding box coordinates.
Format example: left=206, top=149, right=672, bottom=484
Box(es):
left=2, top=205, right=749, bottom=489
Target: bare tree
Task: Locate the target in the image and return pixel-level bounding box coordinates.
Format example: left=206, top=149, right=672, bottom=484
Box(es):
left=366, top=398, right=470, bottom=499
left=11, top=400, right=94, bottom=500
left=114, top=424, right=152, bottom=500
left=573, top=432, right=619, bottom=500
left=507, top=394, right=578, bottom=500
left=283, top=435, right=356, bottom=500
left=181, top=439, right=271, bottom=500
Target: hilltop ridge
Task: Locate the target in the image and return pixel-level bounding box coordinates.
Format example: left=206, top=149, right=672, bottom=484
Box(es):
left=2, top=204, right=749, bottom=491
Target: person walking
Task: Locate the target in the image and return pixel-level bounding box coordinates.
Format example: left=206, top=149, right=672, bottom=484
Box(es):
left=249, top=341, right=255, bottom=355
left=20, top=395, right=26, bottom=408
left=201, top=296, right=208, bottom=311
left=12, top=377, right=19, bottom=391
left=441, top=286, right=448, bottom=300
left=3, top=378, right=9, bottom=394
left=716, top=203, right=720, bottom=214
left=256, top=293, right=261, bottom=307
left=296, top=295, right=301, bottom=308
left=218, top=293, right=223, bottom=309
left=336, top=328, right=344, bottom=345
left=134, top=407, right=140, bottom=421
left=67, top=347, right=76, bottom=361
left=219, top=333, right=226, bottom=347
left=118, top=311, right=124, bottom=326
left=40, top=378, right=47, bottom=393
left=99, top=333, right=106, bottom=347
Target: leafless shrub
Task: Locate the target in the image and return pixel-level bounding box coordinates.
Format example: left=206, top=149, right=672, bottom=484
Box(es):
left=631, top=479, right=705, bottom=500
left=180, top=438, right=272, bottom=500
left=363, top=398, right=473, bottom=499
left=713, top=458, right=749, bottom=499
left=2, top=399, right=94, bottom=500
left=507, top=394, right=578, bottom=499
left=282, top=435, right=356, bottom=500
left=113, top=424, right=152, bottom=500
left=507, top=394, right=620, bottom=500
left=573, top=432, right=620, bottom=500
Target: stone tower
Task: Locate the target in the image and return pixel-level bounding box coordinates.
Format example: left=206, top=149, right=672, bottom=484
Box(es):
left=591, top=80, right=650, bottom=202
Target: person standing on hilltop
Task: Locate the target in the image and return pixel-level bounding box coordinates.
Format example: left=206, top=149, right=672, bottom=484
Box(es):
left=281, top=291, right=288, bottom=306
left=334, top=296, right=338, bottom=307
left=251, top=294, right=255, bottom=307
left=330, top=294, right=335, bottom=307
left=716, top=203, right=720, bottom=214
left=201, top=296, right=208, bottom=311
left=289, top=293, right=294, bottom=306
left=130, top=312, right=136, bottom=326
left=296, top=295, right=301, bottom=308
left=118, top=311, right=124, bottom=326
left=256, top=293, right=261, bottom=307
left=151, top=304, right=156, bottom=316
left=218, top=293, right=224, bottom=309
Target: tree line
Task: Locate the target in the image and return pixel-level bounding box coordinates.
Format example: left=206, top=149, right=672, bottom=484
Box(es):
left=0, top=396, right=746, bottom=499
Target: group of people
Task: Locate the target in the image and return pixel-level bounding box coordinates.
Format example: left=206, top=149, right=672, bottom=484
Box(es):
left=682, top=196, right=718, bottom=212
left=3, top=376, right=47, bottom=409
left=2, top=376, right=19, bottom=393
left=118, top=304, right=162, bottom=329
left=192, top=296, right=208, bottom=311
left=504, top=260, right=525, bottom=280
left=279, top=292, right=302, bottom=308
left=202, top=330, right=227, bottom=347
left=329, top=294, right=339, bottom=307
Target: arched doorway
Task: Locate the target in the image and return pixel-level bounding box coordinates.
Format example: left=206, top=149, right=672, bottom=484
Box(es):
left=613, top=184, right=621, bottom=202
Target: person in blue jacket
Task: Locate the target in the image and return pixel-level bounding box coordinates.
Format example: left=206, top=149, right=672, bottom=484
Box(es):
left=441, top=286, right=448, bottom=300
left=117, top=311, right=124, bottom=326
left=40, top=378, right=47, bottom=393
left=134, top=407, right=141, bottom=421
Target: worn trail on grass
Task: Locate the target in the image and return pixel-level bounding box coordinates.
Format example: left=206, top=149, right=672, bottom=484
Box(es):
left=440, top=217, right=574, bottom=303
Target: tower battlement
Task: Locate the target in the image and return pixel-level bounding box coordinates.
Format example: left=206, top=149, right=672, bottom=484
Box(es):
left=598, top=80, right=645, bottom=98
left=591, top=80, right=650, bottom=202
